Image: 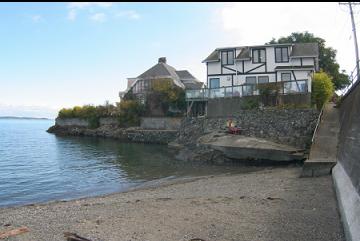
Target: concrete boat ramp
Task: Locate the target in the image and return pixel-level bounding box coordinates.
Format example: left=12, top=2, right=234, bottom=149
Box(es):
left=198, top=132, right=306, bottom=162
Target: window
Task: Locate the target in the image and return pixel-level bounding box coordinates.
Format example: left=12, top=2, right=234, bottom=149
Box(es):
left=275, top=47, right=289, bottom=62
left=244, top=76, right=257, bottom=96
left=281, top=73, right=292, bottom=81
left=209, top=78, right=220, bottom=89
left=245, top=76, right=257, bottom=84
left=221, top=50, right=234, bottom=65
left=252, top=49, right=266, bottom=63
left=258, top=76, right=269, bottom=84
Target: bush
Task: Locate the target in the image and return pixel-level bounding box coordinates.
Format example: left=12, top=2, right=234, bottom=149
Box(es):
left=241, top=97, right=260, bottom=110
left=57, top=103, right=117, bottom=129
left=146, top=78, right=186, bottom=116
left=312, top=71, right=334, bottom=110
left=117, top=100, right=145, bottom=127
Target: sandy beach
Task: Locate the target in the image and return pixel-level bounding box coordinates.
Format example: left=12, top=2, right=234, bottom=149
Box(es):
left=0, top=166, right=344, bottom=241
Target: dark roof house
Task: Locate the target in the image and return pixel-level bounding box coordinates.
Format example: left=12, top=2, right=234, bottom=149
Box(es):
left=120, top=57, right=203, bottom=100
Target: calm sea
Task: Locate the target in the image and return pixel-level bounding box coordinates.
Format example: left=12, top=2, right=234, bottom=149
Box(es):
left=0, top=118, right=259, bottom=208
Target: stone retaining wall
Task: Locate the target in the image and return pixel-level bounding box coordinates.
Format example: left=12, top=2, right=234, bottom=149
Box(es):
left=177, top=108, right=319, bottom=149
left=140, top=117, right=182, bottom=130
left=55, top=118, right=89, bottom=127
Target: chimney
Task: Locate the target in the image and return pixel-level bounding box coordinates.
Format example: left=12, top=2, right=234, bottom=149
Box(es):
left=158, top=57, right=167, bottom=64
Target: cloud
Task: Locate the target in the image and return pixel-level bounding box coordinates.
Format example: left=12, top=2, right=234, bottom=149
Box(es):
left=31, top=15, right=43, bottom=23
left=115, top=10, right=140, bottom=20
left=90, top=13, right=107, bottom=22
left=68, top=2, right=113, bottom=9
left=214, top=2, right=355, bottom=73
left=67, top=9, right=77, bottom=21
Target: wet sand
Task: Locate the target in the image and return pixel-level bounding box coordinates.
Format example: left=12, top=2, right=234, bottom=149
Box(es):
left=0, top=166, right=344, bottom=241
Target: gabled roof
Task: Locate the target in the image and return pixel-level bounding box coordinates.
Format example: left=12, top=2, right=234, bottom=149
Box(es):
left=236, top=47, right=250, bottom=60
left=123, top=58, right=203, bottom=95
left=202, top=50, right=219, bottom=63
left=203, top=42, right=319, bottom=63
left=290, top=43, right=319, bottom=57
left=176, top=70, right=203, bottom=89
left=138, top=62, right=185, bottom=88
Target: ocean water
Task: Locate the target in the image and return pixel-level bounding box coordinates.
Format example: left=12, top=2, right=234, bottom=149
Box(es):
left=0, top=118, right=259, bottom=208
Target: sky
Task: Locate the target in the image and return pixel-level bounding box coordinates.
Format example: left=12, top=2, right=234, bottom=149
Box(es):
left=0, top=2, right=358, bottom=118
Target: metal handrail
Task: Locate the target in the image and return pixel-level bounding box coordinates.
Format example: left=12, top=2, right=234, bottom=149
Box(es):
left=186, top=80, right=309, bottom=100
left=311, top=105, right=325, bottom=143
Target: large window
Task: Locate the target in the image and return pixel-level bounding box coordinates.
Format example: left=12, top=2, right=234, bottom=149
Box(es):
left=244, top=76, right=257, bottom=96
left=252, top=49, right=266, bottom=63
left=275, top=47, right=289, bottom=63
left=221, top=50, right=234, bottom=65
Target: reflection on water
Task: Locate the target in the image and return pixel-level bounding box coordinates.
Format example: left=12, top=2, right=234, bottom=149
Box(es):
left=0, top=119, right=260, bottom=208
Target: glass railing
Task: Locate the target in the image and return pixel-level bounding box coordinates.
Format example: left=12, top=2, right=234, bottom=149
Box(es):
left=186, top=80, right=309, bottom=100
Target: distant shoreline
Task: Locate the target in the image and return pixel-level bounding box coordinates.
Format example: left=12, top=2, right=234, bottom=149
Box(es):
left=0, top=116, right=52, bottom=120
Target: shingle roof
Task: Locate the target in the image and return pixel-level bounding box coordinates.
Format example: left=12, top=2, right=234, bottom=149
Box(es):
left=176, top=70, right=195, bottom=80
left=176, top=70, right=203, bottom=89
left=202, top=50, right=219, bottom=62
left=236, top=47, right=251, bottom=59
left=137, top=62, right=185, bottom=88
left=203, top=43, right=319, bottom=63
left=124, top=59, right=204, bottom=95
left=290, top=43, right=319, bottom=57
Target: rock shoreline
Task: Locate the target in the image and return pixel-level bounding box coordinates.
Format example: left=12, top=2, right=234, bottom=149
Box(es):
left=47, top=124, right=178, bottom=145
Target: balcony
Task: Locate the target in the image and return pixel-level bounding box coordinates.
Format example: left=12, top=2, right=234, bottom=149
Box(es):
left=186, top=80, right=309, bottom=101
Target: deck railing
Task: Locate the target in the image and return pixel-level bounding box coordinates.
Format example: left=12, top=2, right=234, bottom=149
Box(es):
left=186, top=80, right=309, bottom=101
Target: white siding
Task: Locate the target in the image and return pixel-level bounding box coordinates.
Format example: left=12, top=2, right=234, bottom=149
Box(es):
left=207, top=62, right=221, bottom=75
left=302, top=57, right=315, bottom=66
left=204, top=45, right=316, bottom=93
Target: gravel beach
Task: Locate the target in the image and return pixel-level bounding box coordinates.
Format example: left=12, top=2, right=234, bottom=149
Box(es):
left=0, top=166, right=344, bottom=241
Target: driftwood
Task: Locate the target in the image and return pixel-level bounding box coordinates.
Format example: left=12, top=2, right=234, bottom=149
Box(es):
left=0, top=226, right=29, bottom=239
left=64, top=232, right=93, bottom=241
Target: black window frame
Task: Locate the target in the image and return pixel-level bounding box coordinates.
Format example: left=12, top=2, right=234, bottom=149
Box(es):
left=209, top=78, right=220, bottom=89
left=252, top=48, right=266, bottom=64
left=221, top=50, right=234, bottom=65
left=281, top=73, right=292, bottom=81
left=275, top=47, right=289, bottom=63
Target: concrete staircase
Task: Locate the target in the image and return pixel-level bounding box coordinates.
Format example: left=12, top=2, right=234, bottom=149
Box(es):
left=301, top=103, right=340, bottom=177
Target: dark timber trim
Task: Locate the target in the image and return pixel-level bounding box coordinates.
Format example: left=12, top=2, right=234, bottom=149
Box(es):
left=245, top=63, right=266, bottom=74
left=291, top=70, right=301, bottom=91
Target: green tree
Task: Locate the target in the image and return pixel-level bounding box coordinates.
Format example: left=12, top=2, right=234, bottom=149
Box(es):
left=267, top=31, right=350, bottom=90
left=311, top=71, right=334, bottom=110
left=117, top=100, right=145, bottom=127
left=147, top=78, right=186, bottom=116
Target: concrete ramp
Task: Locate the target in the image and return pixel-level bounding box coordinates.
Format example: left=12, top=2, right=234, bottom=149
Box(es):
left=199, top=132, right=306, bottom=162
left=302, top=103, right=340, bottom=177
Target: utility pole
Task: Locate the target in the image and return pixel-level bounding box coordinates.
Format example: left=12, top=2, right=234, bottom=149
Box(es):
left=340, top=2, right=360, bottom=79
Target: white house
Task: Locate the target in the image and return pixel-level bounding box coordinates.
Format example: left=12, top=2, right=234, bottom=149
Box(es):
left=194, top=43, right=319, bottom=98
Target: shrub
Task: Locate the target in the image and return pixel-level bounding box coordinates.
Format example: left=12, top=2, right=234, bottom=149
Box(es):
left=56, top=103, right=118, bottom=129
left=147, top=78, right=186, bottom=116
left=311, top=71, right=334, bottom=110
left=241, top=97, right=260, bottom=110
left=117, top=100, right=145, bottom=127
